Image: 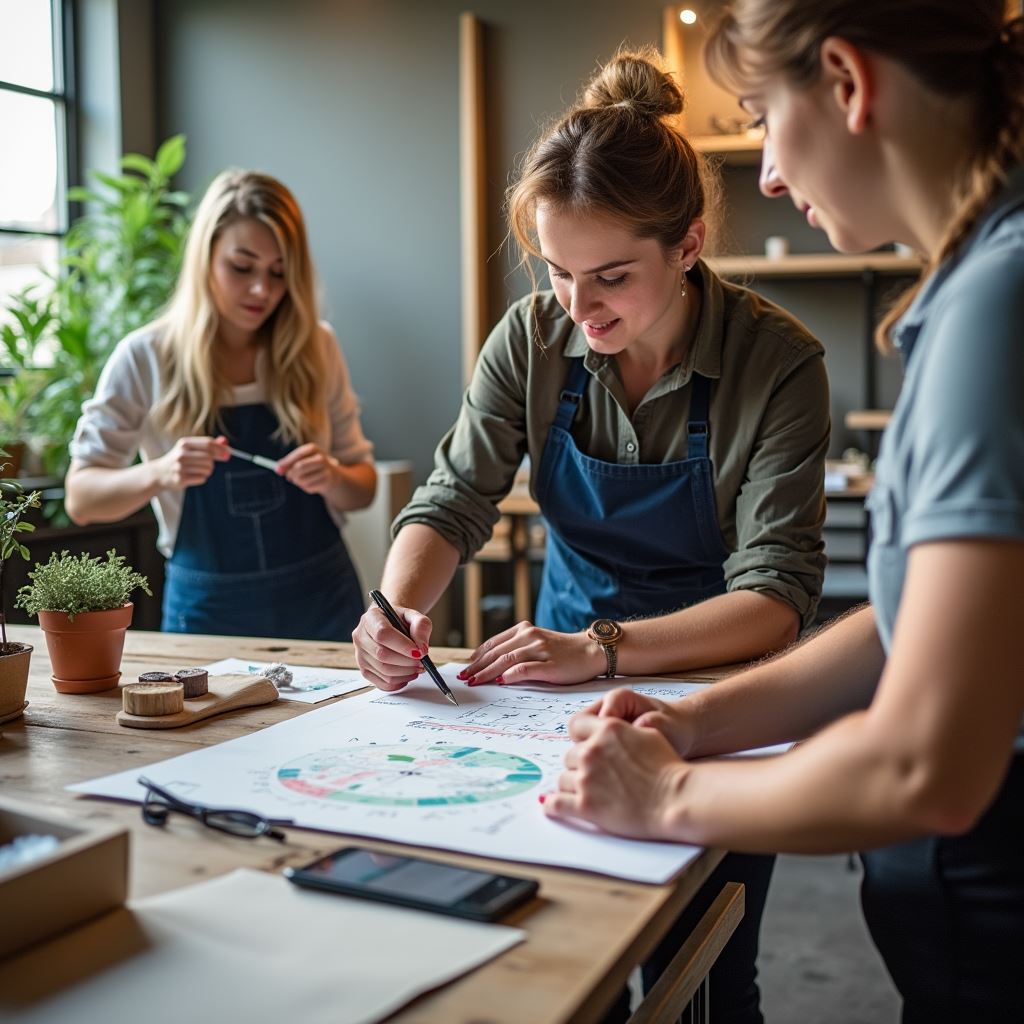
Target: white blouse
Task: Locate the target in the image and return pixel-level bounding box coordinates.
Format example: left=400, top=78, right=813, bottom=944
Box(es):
left=70, top=322, right=374, bottom=557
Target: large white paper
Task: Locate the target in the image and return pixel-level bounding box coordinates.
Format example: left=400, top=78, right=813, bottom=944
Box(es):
left=204, top=656, right=370, bottom=704
left=70, top=672, right=787, bottom=884
left=0, top=868, right=525, bottom=1024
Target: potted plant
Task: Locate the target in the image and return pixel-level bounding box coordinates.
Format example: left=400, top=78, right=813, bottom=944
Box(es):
left=0, top=449, right=41, bottom=721
left=0, top=367, right=45, bottom=478
left=16, top=550, right=151, bottom=694
left=2, top=136, right=191, bottom=518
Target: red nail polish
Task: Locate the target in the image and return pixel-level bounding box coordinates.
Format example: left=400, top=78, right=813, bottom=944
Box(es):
left=495, top=675, right=504, bottom=684
left=410, top=649, right=422, bottom=659
left=467, top=675, right=476, bottom=685
left=456, top=670, right=466, bottom=680
left=538, top=794, right=546, bottom=804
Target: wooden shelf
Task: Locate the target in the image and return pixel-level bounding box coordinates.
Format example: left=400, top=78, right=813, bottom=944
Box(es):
left=692, top=132, right=763, bottom=165
left=845, top=409, right=892, bottom=431
left=707, top=253, right=923, bottom=279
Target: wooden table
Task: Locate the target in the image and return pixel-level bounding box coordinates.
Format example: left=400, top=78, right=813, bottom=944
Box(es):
left=0, top=625, right=735, bottom=1024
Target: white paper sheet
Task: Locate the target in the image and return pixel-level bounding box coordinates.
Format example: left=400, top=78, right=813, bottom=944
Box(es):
left=204, top=656, right=370, bottom=704
left=0, top=869, right=525, bottom=1024
left=70, top=672, right=789, bottom=884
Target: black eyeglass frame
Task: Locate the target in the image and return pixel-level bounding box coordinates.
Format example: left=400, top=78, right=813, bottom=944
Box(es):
left=138, top=775, right=289, bottom=842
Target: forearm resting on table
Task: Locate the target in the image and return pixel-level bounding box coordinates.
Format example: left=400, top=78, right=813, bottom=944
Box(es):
left=64, top=461, right=162, bottom=525
left=616, top=589, right=800, bottom=678
left=681, top=604, right=885, bottom=758
left=667, top=542, right=1024, bottom=850
left=379, top=524, right=461, bottom=614
left=323, top=459, right=377, bottom=513
left=660, top=710, right=951, bottom=853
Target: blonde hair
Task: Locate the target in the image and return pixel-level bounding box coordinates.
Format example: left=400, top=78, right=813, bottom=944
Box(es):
left=705, top=1, right=1024, bottom=351
left=151, top=170, right=327, bottom=442
left=506, top=47, right=720, bottom=330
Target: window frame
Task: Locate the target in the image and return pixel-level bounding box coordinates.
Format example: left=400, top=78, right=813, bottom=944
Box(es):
left=0, top=0, right=77, bottom=245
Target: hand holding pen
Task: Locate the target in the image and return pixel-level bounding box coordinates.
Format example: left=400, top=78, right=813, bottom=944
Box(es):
left=355, top=591, right=459, bottom=705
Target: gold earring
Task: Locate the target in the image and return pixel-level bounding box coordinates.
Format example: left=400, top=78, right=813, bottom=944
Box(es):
left=680, top=266, right=689, bottom=299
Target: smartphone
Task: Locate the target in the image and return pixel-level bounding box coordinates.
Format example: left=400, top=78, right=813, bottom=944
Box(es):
left=284, top=846, right=539, bottom=922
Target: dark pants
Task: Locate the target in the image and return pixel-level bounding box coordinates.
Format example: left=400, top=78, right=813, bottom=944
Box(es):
left=605, top=852, right=775, bottom=1024
left=860, top=754, right=1024, bottom=1024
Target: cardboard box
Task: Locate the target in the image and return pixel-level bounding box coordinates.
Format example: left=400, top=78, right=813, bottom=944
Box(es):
left=0, top=797, right=129, bottom=960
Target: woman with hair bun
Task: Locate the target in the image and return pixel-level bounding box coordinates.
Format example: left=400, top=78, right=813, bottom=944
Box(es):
left=546, top=4, right=1024, bottom=1020
left=356, top=47, right=831, bottom=1023
left=65, top=170, right=376, bottom=640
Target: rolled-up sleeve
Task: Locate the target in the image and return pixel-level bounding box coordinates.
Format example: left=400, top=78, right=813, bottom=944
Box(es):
left=69, top=334, right=154, bottom=468
left=392, top=309, right=531, bottom=562
left=722, top=345, right=830, bottom=627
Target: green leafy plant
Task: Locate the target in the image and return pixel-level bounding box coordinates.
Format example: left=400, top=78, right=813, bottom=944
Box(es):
left=16, top=549, right=151, bottom=621
left=0, top=449, right=41, bottom=654
left=2, top=135, right=191, bottom=514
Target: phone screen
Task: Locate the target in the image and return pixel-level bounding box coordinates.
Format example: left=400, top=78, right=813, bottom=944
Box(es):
left=305, top=849, right=495, bottom=907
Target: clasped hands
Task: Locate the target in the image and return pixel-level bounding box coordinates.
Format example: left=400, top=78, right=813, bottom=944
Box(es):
left=156, top=436, right=340, bottom=496
left=540, top=687, right=695, bottom=840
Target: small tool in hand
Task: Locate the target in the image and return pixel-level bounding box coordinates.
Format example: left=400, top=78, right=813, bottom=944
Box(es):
left=227, top=446, right=279, bottom=472
left=368, top=589, right=459, bottom=706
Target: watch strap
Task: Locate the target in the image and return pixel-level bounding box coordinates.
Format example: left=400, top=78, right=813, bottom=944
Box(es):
left=602, top=642, right=617, bottom=678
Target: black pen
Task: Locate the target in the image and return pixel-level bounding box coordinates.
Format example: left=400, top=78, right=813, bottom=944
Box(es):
left=368, top=590, right=459, bottom=706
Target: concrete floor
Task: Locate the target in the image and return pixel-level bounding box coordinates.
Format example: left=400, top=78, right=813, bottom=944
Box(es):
left=758, top=854, right=901, bottom=1024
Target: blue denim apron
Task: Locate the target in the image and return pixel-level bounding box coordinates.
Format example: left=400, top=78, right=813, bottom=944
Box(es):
left=535, top=358, right=770, bottom=1024
left=533, top=358, right=730, bottom=631
left=162, top=404, right=364, bottom=640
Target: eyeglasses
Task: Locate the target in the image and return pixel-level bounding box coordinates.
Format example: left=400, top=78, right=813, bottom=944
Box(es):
left=138, top=776, right=288, bottom=842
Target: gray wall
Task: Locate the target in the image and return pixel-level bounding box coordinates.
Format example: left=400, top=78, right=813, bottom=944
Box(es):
left=151, top=0, right=902, bottom=479
left=153, top=0, right=670, bottom=481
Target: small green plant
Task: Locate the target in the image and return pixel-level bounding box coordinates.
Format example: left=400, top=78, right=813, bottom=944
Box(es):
left=16, top=549, right=151, bottom=621
left=0, top=448, right=41, bottom=654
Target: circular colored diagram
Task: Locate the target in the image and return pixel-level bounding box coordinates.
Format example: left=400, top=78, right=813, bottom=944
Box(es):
left=275, top=744, right=543, bottom=807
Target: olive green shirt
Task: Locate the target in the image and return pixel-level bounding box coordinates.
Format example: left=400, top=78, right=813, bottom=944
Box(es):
left=394, top=261, right=830, bottom=627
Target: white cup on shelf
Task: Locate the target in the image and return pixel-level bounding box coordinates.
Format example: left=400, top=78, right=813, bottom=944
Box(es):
left=764, top=235, right=790, bottom=260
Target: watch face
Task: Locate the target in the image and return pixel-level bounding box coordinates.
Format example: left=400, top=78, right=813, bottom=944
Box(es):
left=590, top=619, right=622, bottom=644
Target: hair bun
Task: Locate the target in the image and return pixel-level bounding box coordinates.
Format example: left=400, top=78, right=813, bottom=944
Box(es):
left=581, top=48, right=684, bottom=118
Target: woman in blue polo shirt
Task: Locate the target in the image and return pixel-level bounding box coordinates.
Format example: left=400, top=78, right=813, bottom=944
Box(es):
left=546, top=2, right=1024, bottom=1021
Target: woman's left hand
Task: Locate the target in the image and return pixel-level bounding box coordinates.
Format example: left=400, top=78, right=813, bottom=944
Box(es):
left=541, top=711, right=687, bottom=839
left=276, top=443, right=339, bottom=495
left=459, top=621, right=605, bottom=686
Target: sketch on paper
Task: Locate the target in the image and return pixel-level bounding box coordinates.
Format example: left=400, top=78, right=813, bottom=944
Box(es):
left=275, top=744, right=543, bottom=807
left=71, top=672, right=786, bottom=884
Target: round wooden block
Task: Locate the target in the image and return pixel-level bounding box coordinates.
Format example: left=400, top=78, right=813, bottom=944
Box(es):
left=139, top=671, right=174, bottom=683
left=174, top=667, right=209, bottom=699
left=122, top=681, right=184, bottom=717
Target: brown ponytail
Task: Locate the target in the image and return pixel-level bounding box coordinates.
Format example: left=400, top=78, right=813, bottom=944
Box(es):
left=705, top=1, right=1024, bottom=351
left=506, top=46, right=720, bottom=335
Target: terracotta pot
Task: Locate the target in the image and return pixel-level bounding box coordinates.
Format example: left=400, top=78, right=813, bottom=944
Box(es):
left=38, top=604, right=134, bottom=694
left=0, top=441, right=25, bottom=478
left=0, top=642, right=32, bottom=721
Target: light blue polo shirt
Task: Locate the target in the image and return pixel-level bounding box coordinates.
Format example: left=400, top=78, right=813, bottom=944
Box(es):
left=866, top=167, right=1024, bottom=743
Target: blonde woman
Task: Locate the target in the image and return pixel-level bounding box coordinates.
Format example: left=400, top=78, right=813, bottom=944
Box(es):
left=65, top=171, right=376, bottom=640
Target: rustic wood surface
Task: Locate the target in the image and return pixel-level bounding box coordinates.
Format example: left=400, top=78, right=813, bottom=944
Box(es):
left=0, top=624, right=725, bottom=1024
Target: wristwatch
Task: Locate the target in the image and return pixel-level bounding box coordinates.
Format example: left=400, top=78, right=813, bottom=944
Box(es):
left=587, top=619, right=623, bottom=678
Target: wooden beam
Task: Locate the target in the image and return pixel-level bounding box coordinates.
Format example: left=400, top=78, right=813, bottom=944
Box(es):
left=459, top=13, right=488, bottom=385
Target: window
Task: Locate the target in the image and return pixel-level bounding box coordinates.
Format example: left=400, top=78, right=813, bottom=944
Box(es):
left=0, top=0, right=73, bottom=318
